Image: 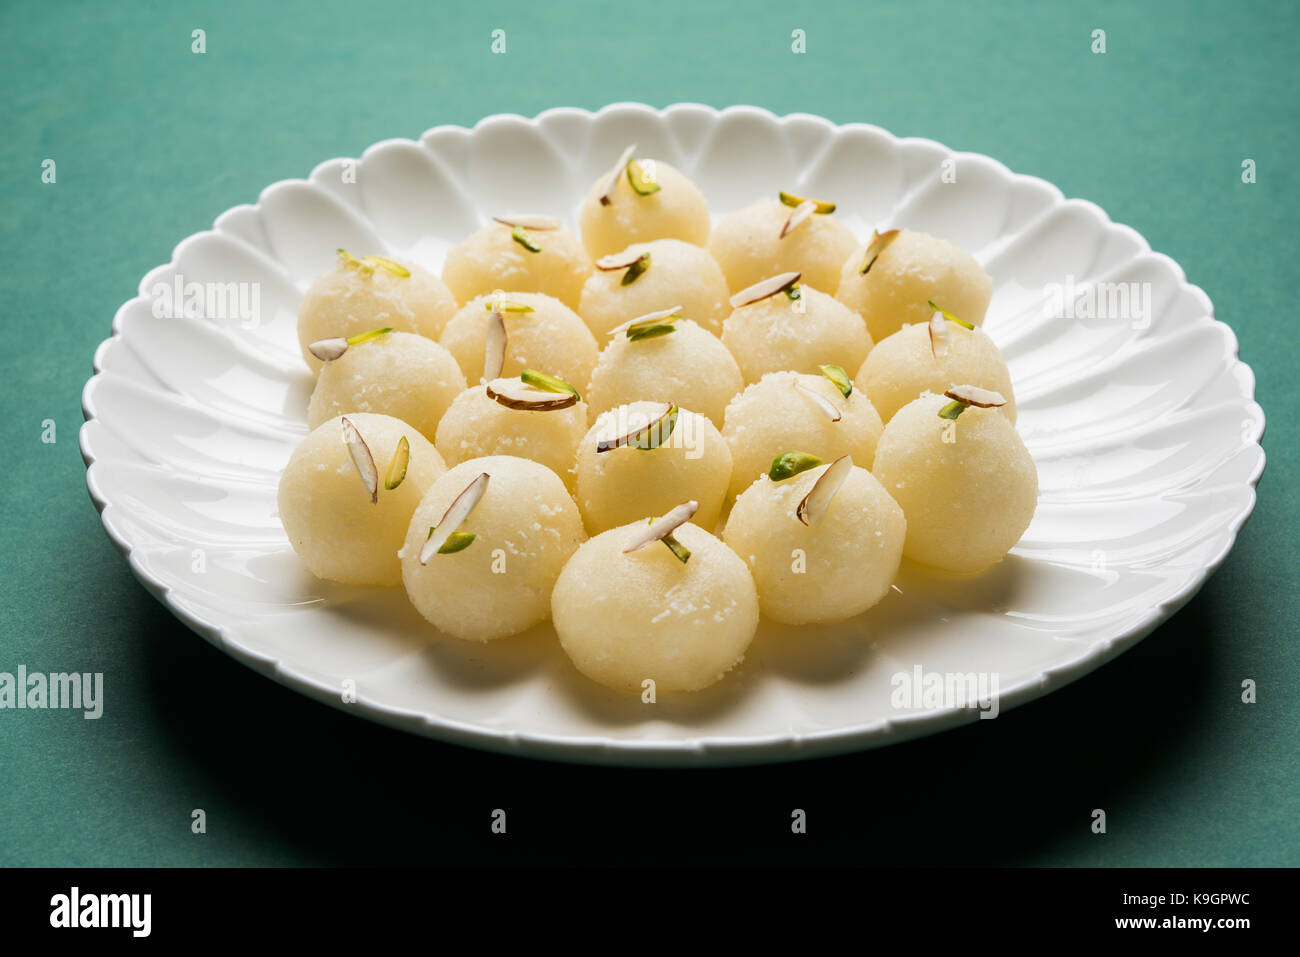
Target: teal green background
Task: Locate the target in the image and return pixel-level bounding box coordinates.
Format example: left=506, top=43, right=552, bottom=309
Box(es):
left=1, top=0, right=1295, bottom=866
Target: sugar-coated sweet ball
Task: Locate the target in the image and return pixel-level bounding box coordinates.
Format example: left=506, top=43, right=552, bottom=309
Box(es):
left=442, top=222, right=591, bottom=309
left=585, top=319, right=743, bottom=427
left=854, top=320, right=1016, bottom=424
left=439, top=292, right=599, bottom=390
left=400, top=456, right=585, bottom=642
left=434, top=384, right=587, bottom=491
left=722, top=371, right=884, bottom=499
left=278, top=413, right=446, bottom=586
left=836, top=229, right=993, bottom=344
left=307, top=331, right=466, bottom=441
left=721, top=285, right=871, bottom=384
left=578, top=158, right=710, bottom=259
left=574, top=403, right=732, bottom=534
left=708, top=201, right=856, bottom=294
left=872, top=393, right=1037, bottom=573
left=297, top=257, right=458, bottom=374
left=552, top=522, right=759, bottom=693
left=722, top=462, right=906, bottom=625
left=577, top=239, right=730, bottom=338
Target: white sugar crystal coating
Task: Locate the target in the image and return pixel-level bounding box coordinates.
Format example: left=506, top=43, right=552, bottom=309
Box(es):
left=578, top=239, right=731, bottom=338
left=722, top=371, right=884, bottom=499
left=585, top=319, right=743, bottom=427
left=708, top=200, right=857, bottom=294
left=435, top=385, right=587, bottom=491
left=575, top=403, right=732, bottom=534
left=442, top=223, right=592, bottom=309
left=579, top=160, right=711, bottom=259
left=400, top=456, right=585, bottom=642
left=721, top=285, right=871, bottom=384
left=297, top=260, right=458, bottom=374
left=872, top=393, right=1037, bottom=573
left=307, top=332, right=467, bottom=441
left=552, top=522, right=759, bottom=693
left=439, top=292, right=599, bottom=390
left=836, top=229, right=993, bottom=344
left=722, top=464, right=906, bottom=624
left=278, top=413, right=447, bottom=586
left=855, top=321, right=1016, bottom=424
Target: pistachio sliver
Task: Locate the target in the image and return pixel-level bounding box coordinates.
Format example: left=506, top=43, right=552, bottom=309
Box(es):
left=359, top=255, right=410, bottom=277
left=419, top=472, right=490, bottom=564
left=620, top=252, right=651, bottom=286
left=661, top=533, right=691, bottom=564
left=928, top=300, right=975, bottom=330
left=938, top=400, right=967, bottom=420
left=729, top=272, right=801, bottom=309
left=794, top=381, right=843, bottom=422
left=482, top=298, right=534, bottom=313
left=627, top=323, right=676, bottom=341
left=493, top=214, right=561, bottom=231
left=623, top=500, right=699, bottom=559
left=779, top=191, right=836, bottom=214
left=596, top=402, right=677, bottom=452
left=818, top=364, right=853, bottom=398
left=929, top=310, right=949, bottom=358
left=598, top=144, right=638, bottom=206
left=860, top=228, right=900, bottom=275
left=607, top=305, right=682, bottom=337
left=520, top=369, right=581, bottom=400
left=769, top=451, right=823, bottom=482
left=484, top=310, right=507, bottom=380
left=626, top=158, right=660, bottom=196
left=486, top=377, right=579, bottom=411
left=436, top=531, right=477, bottom=555
left=511, top=225, right=542, bottom=253
left=779, top=199, right=817, bottom=239
left=784, top=284, right=802, bottom=301
left=796, top=455, right=853, bottom=526
left=384, top=435, right=409, bottom=490
left=340, top=416, right=379, bottom=504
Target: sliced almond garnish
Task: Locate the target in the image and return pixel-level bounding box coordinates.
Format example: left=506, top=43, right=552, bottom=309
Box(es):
left=309, top=337, right=349, bottom=362
left=595, top=248, right=646, bottom=270
left=729, top=272, right=801, bottom=309
left=623, top=500, right=699, bottom=561
left=796, top=455, right=853, bottom=526
left=485, top=377, right=580, bottom=411
left=384, top=435, right=409, bottom=490
left=794, top=381, right=843, bottom=422
left=929, top=310, right=949, bottom=358
left=598, top=144, right=637, bottom=206
left=492, top=214, right=561, bottom=231
left=607, top=305, right=682, bottom=337
left=860, top=228, right=900, bottom=275
left=779, top=199, right=817, bottom=239
left=340, top=416, right=378, bottom=504
left=595, top=402, right=677, bottom=452
left=484, top=310, right=507, bottom=380
left=943, top=384, right=1006, bottom=408
left=419, top=472, right=489, bottom=564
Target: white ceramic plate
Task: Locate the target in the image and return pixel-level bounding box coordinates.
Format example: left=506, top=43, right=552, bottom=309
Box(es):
left=80, top=103, right=1265, bottom=766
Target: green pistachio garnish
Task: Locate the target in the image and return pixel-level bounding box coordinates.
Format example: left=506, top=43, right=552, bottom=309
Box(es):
left=627, top=323, right=676, bottom=341
left=511, top=225, right=542, bottom=253
left=629, top=404, right=679, bottom=450
left=928, top=300, right=975, bottom=330
left=784, top=284, right=802, bottom=301
left=938, top=400, right=967, bottom=420
left=384, top=435, right=409, bottom=490
left=769, top=451, right=824, bottom=482
left=818, top=364, right=852, bottom=398
left=860, top=229, right=900, bottom=275
left=621, top=252, right=651, bottom=286
left=436, top=531, right=477, bottom=554
left=482, top=298, right=534, bottom=313
left=337, top=249, right=410, bottom=278
left=626, top=158, right=661, bottom=196
left=779, top=191, right=836, bottom=214
left=661, top=533, right=691, bottom=564
left=520, top=368, right=581, bottom=401
left=348, top=326, right=392, bottom=346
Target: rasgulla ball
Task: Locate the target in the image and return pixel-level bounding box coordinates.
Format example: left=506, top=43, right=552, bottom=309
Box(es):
left=721, top=283, right=871, bottom=384
left=855, top=318, right=1016, bottom=424
left=442, top=220, right=591, bottom=309
left=297, top=255, right=458, bottom=374
left=577, top=239, right=731, bottom=338
left=723, top=458, right=906, bottom=625
left=278, top=413, right=446, bottom=586
left=585, top=318, right=743, bottom=427
left=400, top=456, right=585, bottom=642
left=575, top=402, right=732, bottom=534
left=552, top=520, right=759, bottom=693
left=439, top=292, right=599, bottom=390
left=434, top=381, right=587, bottom=491
left=578, top=154, right=710, bottom=259
left=708, top=200, right=856, bottom=294
left=307, top=331, right=466, bottom=441
left=722, top=370, right=884, bottom=499
left=836, top=229, right=993, bottom=344
left=872, top=393, right=1037, bottom=573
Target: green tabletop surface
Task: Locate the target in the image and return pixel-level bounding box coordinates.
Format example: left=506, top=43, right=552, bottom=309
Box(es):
left=1, top=0, right=1295, bottom=867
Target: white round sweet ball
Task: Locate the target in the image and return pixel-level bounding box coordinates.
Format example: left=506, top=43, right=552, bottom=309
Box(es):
left=307, top=331, right=466, bottom=441
left=721, top=285, right=871, bottom=385
left=585, top=319, right=743, bottom=427
left=722, top=462, right=905, bottom=625
left=836, top=229, right=993, bottom=344
left=297, top=258, right=458, bottom=374
left=278, top=413, right=447, bottom=586
left=552, top=522, right=759, bottom=693
left=442, top=223, right=591, bottom=309
left=434, top=384, right=588, bottom=492
left=708, top=200, right=856, bottom=294
left=439, top=292, right=599, bottom=390
left=872, top=393, right=1037, bottom=573
left=578, top=158, right=710, bottom=259
left=577, top=239, right=730, bottom=338
left=400, top=456, right=585, bottom=642
left=722, top=371, right=884, bottom=500
left=854, top=320, right=1016, bottom=424
left=574, top=403, right=732, bottom=535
